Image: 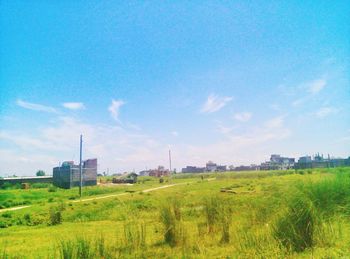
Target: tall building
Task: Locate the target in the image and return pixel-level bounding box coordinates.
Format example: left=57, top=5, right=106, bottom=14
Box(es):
left=53, top=158, right=97, bottom=189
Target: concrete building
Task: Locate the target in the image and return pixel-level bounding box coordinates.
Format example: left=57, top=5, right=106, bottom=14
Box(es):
left=206, top=161, right=217, bottom=172
left=52, top=158, right=97, bottom=189
left=298, top=156, right=312, bottom=163
left=181, top=166, right=205, bottom=173
left=260, top=155, right=295, bottom=170
left=233, top=164, right=260, bottom=171
left=149, top=166, right=170, bottom=177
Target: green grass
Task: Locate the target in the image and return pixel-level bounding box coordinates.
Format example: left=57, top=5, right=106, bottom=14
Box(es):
left=1, top=168, right=350, bottom=258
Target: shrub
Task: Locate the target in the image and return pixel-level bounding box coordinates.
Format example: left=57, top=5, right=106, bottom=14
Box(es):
left=1, top=212, right=12, bottom=219
left=23, top=213, right=31, bottom=223
left=48, top=186, right=57, bottom=192
left=0, top=222, right=8, bottom=228
left=49, top=204, right=64, bottom=226
left=31, top=183, right=50, bottom=189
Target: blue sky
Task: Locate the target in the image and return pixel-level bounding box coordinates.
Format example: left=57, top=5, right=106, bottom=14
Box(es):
left=1, top=1, right=349, bottom=176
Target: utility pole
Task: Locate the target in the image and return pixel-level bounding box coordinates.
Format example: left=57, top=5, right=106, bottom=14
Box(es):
left=79, top=134, right=83, bottom=197
left=169, top=149, right=172, bottom=173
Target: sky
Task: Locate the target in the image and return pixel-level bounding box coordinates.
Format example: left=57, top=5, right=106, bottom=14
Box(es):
left=0, top=1, right=349, bottom=176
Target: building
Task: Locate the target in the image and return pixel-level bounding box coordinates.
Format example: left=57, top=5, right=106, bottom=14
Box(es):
left=216, top=165, right=227, bottom=172
left=298, top=156, right=312, bottom=163
left=112, top=173, right=138, bottom=184
left=138, top=170, right=150, bottom=176
left=260, top=155, right=295, bottom=170
left=206, top=161, right=217, bottom=172
left=52, top=158, right=97, bottom=189
left=233, top=164, right=260, bottom=171
left=149, top=166, right=170, bottom=177
left=181, top=166, right=205, bottom=173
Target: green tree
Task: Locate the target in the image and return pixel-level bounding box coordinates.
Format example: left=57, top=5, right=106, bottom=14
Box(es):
left=36, top=170, right=45, bottom=176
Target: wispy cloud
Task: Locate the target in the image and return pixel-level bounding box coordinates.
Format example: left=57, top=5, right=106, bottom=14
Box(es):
left=62, top=102, right=85, bottom=110
left=308, top=79, right=327, bottom=95
left=108, top=99, right=125, bottom=121
left=234, top=112, right=252, bottom=122
left=264, top=116, right=284, bottom=128
left=171, top=131, right=179, bottom=137
left=16, top=99, right=57, bottom=113
left=315, top=107, right=338, bottom=118
left=290, top=78, right=327, bottom=107
left=201, top=94, right=233, bottom=113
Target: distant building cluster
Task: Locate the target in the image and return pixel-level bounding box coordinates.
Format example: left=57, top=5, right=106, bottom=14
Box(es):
left=180, top=154, right=350, bottom=173
left=53, top=158, right=97, bottom=189
left=139, top=166, right=170, bottom=177
left=181, top=161, right=227, bottom=173
left=295, top=153, right=350, bottom=169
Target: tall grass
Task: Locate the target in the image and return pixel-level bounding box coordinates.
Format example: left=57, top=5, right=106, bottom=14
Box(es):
left=273, top=172, right=350, bottom=252
left=58, top=236, right=113, bottom=259
left=301, top=173, right=350, bottom=217
left=160, top=199, right=186, bottom=247
left=203, top=196, right=232, bottom=243
left=273, top=193, right=319, bottom=252
left=122, top=221, right=147, bottom=251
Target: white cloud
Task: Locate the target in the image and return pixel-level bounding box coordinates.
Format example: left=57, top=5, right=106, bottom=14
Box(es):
left=315, top=107, right=338, bottom=118
left=62, top=102, right=85, bottom=110
left=171, top=131, right=179, bottom=137
left=201, top=94, right=233, bottom=113
left=308, top=79, right=327, bottom=95
left=108, top=99, right=125, bottom=121
left=16, top=99, right=57, bottom=113
left=234, top=112, right=252, bottom=122
left=0, top=116, right=164, bottom=175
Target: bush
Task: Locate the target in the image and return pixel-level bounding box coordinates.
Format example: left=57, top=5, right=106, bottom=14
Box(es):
left=48, top=186, right=57, bottom=192
left=31, top=183, right=50, bottom=189
left=49, top=203, right=65, bottom=226
left=0, top=222, right=8, bottom=228
left=24, top=213, right=31, bottom=224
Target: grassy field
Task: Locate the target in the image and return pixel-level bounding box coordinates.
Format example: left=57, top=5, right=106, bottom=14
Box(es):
left=1, top=168, right=350, bottom=258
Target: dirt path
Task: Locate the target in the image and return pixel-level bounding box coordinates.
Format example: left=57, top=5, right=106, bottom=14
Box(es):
left=0, top=205, right=31, bottom=213
left=72, top=182, right=188, bottom=203
left=0, top=182, right=191, bottom=213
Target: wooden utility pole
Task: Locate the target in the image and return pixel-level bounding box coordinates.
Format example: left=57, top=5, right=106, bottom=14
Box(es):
left=79, top=135, right=83, bottom=197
